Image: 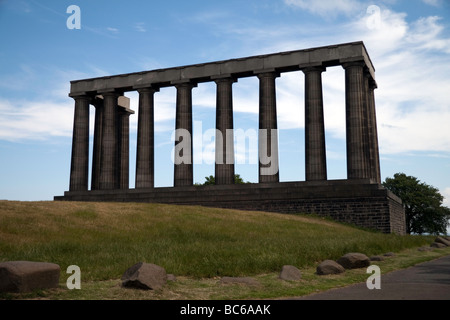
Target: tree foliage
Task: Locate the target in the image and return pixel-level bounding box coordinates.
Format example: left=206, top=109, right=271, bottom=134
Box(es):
left=202, top=174, right=248, bottom=185
left=383, top=173, right=450, bottom=235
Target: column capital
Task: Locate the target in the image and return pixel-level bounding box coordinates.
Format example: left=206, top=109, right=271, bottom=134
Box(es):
left=211, top=74, right=238, bottom=84
left=133, top=85, right=160, bottom=93
left=97, top=90, right=121, bottom=98
left=254, top=69, right=280, bottom=79
left=69, top=93, right=92, bottom=101
left=341, top=60, right=366, bottom=70
left=92, top=95, right=104, bottom=108
left=171, top=79, right=198, bottom=88
left=301, top=66, right=326, bottom=74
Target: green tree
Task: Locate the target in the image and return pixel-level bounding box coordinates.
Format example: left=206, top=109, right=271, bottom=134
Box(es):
left=383, top=173, right=450, bottom=235
left=203, top=175, right=215, bottom=185
left=202, top=174, right=248, bottom=185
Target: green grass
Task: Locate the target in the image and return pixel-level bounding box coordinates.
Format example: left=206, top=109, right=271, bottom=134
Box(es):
left=0, top=200, right=446, bottom=300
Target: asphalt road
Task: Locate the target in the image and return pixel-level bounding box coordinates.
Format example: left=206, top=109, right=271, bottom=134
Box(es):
left=295, top=254, right=450, bottom=300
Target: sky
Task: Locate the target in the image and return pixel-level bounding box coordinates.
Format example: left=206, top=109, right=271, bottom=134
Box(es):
left=0, top=0, right=450, bottom=215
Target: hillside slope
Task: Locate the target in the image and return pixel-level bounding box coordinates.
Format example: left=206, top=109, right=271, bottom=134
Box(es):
left=0, top=200, right=432, bottom=281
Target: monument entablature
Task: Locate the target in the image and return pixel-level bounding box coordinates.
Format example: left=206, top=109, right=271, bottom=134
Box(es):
left=68, top=41, right=375, bottom=96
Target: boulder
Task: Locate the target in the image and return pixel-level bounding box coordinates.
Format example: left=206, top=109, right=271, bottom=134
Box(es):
left=167, top=274, right=177, bottom=282
left=279, top=265, right=302, bottom=281
left=121, top=262, right=167, bottom=290
left=435, top=236, right=450, bottom=247
left=337, top=253, right=370, bottom=269
left=418, top=246, right=433, bottom=252
left=316, top=260, right=345, bottom=275
left=384, top=252, right=395, bottom=257
left=220, top=277, right=259, bottom=286
left=431, top=242, right=446, bottom=248
left=370, top=255, right=384, bottom=261
left=0, top=261, right=60, bottom=293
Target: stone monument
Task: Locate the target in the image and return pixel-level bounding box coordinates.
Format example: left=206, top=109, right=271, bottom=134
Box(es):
left=55, top=41, right=406, bottom=234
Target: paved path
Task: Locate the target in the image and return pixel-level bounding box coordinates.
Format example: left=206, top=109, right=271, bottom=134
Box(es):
left=296, top=254, right=450, bottom=300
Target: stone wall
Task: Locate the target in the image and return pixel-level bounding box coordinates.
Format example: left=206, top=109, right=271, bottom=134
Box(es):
left=388, top=196, right=407, bottom=234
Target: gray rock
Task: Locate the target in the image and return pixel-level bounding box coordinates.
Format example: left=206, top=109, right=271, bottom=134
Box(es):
left=121, top=262, right=167, bottom=290
left=0, top=261, right=60, bottom=293
left=316, top=260, right=345, bottom=275
left=167, top=274, right=177, bottom=282
left=418, top=246, right=433, bottom=251
left=220, top=277, right=259, bottom=286
left=279, top=265, right=302, bottom=281
left=431, top=242, right=446, bottom=248
left=337, top=253, right=370, bottom=269
left=370, top=255, right=384, bottom=261
left=384, top=252, right=395, bottom=257
left=435, top=236, right=450, bottom=246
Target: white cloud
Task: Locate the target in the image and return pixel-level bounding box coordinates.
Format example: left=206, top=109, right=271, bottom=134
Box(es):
left=407, top=16, right=450, bottom=53
left=443, top=187, right=450, bottom=207
left=0, top=65, right=123, bottom=142
left=0, top=98, right=73, bottom=141
left=0, top=64, right=37, bottom=91
left=134, top=22, right=146, bottom=32
left=422, top=0, right=443, bottom=7
left=284, top=0, right=364, bottom=17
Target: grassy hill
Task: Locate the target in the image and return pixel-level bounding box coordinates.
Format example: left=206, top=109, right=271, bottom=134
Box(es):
left=0, top=200, right=447, bottom=300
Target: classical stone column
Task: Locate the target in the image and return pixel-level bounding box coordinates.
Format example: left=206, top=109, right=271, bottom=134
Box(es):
left=135, top=87, right=158, bottom=189
left=367, top=78, right=381, bottom=183
left=69, top=95, right=90, bottom=191
left=362, top=72, right=372, bottom=179
left=99, top=91, right=119, bottom=190
left=256, top=71, right=279, bottom=183
left=343, top=62, right=370, bottom=180
left=118, top=107, right=132, bottom=189
left=91, top=97, right=103, bottom=190
left=303, top=67, right=327, bottom=181
left=214, top=76, right=236, bottom=185
left=173, top=81, right=196, bottom=187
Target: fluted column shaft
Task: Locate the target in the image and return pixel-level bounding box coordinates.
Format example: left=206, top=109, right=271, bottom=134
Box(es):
left=118, top=108, right=131, bottom=189
left=69, top=95, right=90, bottom=191
left=99, top=92, right=119, bottom=190
left=367, top=79, right=381, bottom=183
left=344, top=62, right=370, bottom=180
left=214, top=77, right=235, bottom=185
left=174, top=82, right=196, bottom=187
left=303, top=67, right=327, bottom=181
left=135, top=88, right=158, bottom=188
left=362, top=72, right=372, bottom=179
left=257, top=71, right=279, bottom=183
left=91, top=98, right=103, bottom=190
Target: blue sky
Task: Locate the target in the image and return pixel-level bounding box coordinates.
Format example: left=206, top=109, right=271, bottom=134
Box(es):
left=1, top=0, right=450, bottom=210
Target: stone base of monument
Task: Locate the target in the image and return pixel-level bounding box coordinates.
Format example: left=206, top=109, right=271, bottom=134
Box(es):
left=55, top=179, right=406, bottom=234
